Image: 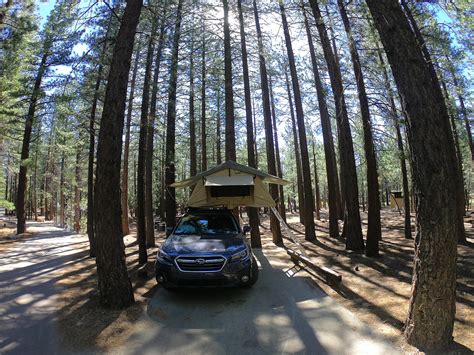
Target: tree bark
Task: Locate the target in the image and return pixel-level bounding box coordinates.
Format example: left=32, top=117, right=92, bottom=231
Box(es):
left=367, top=0, right=459, bottom=349
left=136, top=19, right=158, bottom=265
left=279, top=0, right=315, bottom=241
left=93, top=0, right=142, bottom=309
left=165, top=0, right=183, bottom=228
left=59, top=153, right=65, bottom=228
left=337, top=0, right=380, bottom=255
left=309, top=0, right=363, bottom=250
left=252, top=0, right=282, bottom=244
left=17, top=52, right=47, bottom=234
left=401, top=0, right=465, bottom=244
left=87, top=16, right=113, bottom=256
left=121, top=41, right=141, bottom=237
left=285, top=70, right=304, bottom=225
left=302, top=5, right=339, bottom=238
left=223, top=0, right=236, bottom=162
left=311, top=140, right=321, bottom=220
left=189, top=30, right=197, bottom=177
left=146, top=15, right=166, bottom=247
left=237, top=0, right=261, bottom=247
left=74, top=147, right=81, bottom=233
left=269, top=75, right=286, bottom=223
left=201, top=24, right=207, bottom=171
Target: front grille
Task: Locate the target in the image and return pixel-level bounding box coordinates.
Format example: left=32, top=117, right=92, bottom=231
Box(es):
left=175, top=255, right=226, bottom=272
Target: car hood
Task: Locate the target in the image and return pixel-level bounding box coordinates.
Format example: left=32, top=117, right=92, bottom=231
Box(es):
left=162, top=234, right=245, bottom=255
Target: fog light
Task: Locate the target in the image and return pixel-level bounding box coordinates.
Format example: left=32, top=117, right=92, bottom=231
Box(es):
left=241, top=276, right=249, bottom=283
left=157, top=275, right=164, bottom=283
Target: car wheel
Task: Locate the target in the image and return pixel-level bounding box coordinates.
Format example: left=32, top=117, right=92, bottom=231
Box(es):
left=243, top=257, right=259, bottom=288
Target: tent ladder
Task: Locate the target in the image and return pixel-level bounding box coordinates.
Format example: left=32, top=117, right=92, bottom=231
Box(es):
left=270, top=207, right=308, bottom=257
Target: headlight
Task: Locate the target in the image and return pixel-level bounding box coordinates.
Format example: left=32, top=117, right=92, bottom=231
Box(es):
left=157, top=249, right=172, bottom=262
left=231, top=249, right=248, bottom=261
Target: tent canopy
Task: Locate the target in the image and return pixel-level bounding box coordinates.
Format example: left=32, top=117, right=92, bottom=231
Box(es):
left=171, top=161, right=289, bottom=209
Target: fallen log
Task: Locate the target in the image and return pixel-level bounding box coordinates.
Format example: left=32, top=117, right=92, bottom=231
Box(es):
left=286, top=248, right=342, bottom=287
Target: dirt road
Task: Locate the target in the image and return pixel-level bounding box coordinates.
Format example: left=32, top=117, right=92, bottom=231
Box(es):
left=0, top=219, right=398, bottom=354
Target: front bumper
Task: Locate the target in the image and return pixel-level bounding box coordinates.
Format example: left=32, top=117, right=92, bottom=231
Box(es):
left=155, top=256, right=252, bottom=288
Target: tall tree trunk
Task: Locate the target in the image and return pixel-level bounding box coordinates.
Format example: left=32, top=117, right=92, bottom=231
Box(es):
left=309, top=0, right=363, bottom=250
left=201, top=26, right=207, bottom=171
left=17, top=52, right=47, bottom=234
left=121, top=41, right=141, bottom=237
left=269, top=76, right=286, bottom=223
left=59, top=153, right=65, bottom=228
left=367, top=0, right=459, bottom=349
left=252, top=0, right=282, bottom=244
left=440, top=75, right=466, bottom=213
left=302, top=5, right=339, bottom=237
left=215, top=86, right=221, bottom=166
left=165, top=0, right=183, bottom=228
left=237, top=0, right=261, bottom=247
left=311, top=140, right=321, bottom=220
left=285, top=70, right=304, bottom=224
left=146, top=15, right=166, bottom=248
left=87, top=17, right=113, bottom=256
left=401, top=0, right=465, bottom=244
left=33, top=146, right=38, bottom=221
left=279, top=0, right=315, bottom=241
left=338, top=0, right=380, bottom=255
left=74, top=148, right=81, bottom=232
left=223, top=0, right=236, bottom=162
left=137, top=20, right=158, bottom=265
left=252, top=97, right=259, bottom=168
left=93, top=0, right=142, bottom=309
left=189, top=31, right=197, bottom=177
left=159, top=139, right=165, bottom=220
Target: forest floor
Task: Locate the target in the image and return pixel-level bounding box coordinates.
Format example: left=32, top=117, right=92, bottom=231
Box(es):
left=283, top=209, right=474, bottom=353
left=0, top=208, right=472, bottom=354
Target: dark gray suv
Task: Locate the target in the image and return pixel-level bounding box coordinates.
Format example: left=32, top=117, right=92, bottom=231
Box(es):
left=155, top=208, right=259, bottom=289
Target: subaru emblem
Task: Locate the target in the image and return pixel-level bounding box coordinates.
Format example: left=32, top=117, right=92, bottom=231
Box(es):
left=196, top=258, right=205, bottom=265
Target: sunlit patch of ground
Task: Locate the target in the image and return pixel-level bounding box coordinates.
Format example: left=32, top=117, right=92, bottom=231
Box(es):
left=14, top=209, right=471, bottom=354
left=276, top=209, right=473, bottom=353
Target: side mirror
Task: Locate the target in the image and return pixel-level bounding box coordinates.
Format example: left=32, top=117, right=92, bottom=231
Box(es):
left=166, top=227, right=173, bottom=238
left=243, top=225, right=251, bottom=235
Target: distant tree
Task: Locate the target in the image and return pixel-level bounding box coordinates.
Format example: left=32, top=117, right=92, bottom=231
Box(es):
left=337, top=0, right=380, bottom=256
left=137, top=15, right=158, bottom=265
left=121, top=41, right=142, bottom=237
left=279, top=0, right=315, bottom=241
left=165, top=0, right=184, bottom=228
left=301, top=4, right=339, bottom=238
left=252, top=0, right=282, bottom=244
left=237, top=0, right=261, bottom=247
left=309, top=0, right=363, bottom=250
left=223, top=0, right=236, bottom=162
left=16, top=0, right=81, bottom=234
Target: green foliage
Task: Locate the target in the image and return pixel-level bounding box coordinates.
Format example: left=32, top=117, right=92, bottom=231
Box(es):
left=0, top=199, right=15, bottom=210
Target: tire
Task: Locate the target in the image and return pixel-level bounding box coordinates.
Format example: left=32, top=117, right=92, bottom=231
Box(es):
left=243, top=257, right=259, bottom=288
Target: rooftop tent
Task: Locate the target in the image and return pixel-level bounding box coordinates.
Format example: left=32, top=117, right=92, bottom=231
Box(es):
left=170, top=160, right=289, bottom=209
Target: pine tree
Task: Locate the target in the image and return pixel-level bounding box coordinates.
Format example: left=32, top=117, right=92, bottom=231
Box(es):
left=93, top=0, right=143, bottom=308
left=367, top=0, right=460, bottom=349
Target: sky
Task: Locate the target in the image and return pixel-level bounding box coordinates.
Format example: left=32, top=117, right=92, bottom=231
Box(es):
left=38, top=0, right=57, bottom=27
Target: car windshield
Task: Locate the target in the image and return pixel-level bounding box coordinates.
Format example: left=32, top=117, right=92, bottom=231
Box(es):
left=173, top=213, right=239, bottom=236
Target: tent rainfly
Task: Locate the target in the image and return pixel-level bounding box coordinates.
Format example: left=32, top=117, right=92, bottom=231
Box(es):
left=171, top=160, right=289, bottom=209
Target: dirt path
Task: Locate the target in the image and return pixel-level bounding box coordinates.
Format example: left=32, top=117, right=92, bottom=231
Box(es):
left=0, top=220, right=399, bottom=355
left=116, top=247, right=398, bottom=355
left=0, top=221, right=90, bottom=354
